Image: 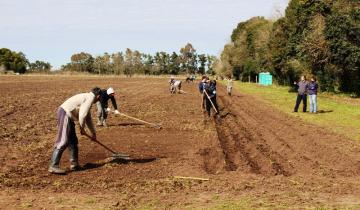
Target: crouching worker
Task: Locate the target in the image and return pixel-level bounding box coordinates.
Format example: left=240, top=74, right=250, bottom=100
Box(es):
left=169, top=77, right=182, bottom=94
left=96, top=87, right=120, bottom=127
left=48, top=87, right=101, bottom=174
left=204, top=80, right=219, bottom=117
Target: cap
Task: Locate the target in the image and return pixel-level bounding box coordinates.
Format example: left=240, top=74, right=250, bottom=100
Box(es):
left=107, top=87, right=115, bottom=95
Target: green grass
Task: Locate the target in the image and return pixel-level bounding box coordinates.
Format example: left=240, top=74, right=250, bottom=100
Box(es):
left=228, top=82, right=360, bottom=141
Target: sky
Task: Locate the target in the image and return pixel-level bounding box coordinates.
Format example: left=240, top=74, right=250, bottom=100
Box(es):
left=0, top=0, right=289, bottom=69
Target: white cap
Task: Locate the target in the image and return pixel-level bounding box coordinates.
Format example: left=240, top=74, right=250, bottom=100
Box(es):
left=107, top=87, right=115, bottom=95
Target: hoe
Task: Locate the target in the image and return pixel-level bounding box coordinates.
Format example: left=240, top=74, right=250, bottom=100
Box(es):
left=204, top=91, right=219, bottom=113
left=84, top=133, right=130, bottom=159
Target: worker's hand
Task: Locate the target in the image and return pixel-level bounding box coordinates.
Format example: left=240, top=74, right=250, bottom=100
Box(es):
left=80, top=127, right=86, bottom=135
left=106, top=108, right=111, bottom=113
left=91, top=134, right=97, bottom=141
left=293, top=81, right=297, bottom=85
left=114, top=110, right=120, bottom=115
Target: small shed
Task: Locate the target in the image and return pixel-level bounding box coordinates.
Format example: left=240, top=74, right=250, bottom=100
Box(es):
left=259, top=72, right=272, bottom=86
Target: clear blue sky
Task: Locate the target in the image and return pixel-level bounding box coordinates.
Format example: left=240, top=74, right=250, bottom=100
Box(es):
left=0, top=0, right=289, bottom=69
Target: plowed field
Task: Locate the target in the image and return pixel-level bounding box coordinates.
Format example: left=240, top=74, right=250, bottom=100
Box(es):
left=1, top=75, right=360, bottom=209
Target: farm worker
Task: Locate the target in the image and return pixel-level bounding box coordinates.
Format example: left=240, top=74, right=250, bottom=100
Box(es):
left=96, top=87, right=120, bottom=127
left=308, top=76, right=319, bottom=113
left=169, top=78, right=182, bottom=94
left=198, top=75, right=208, bottom=110
left=48, top=87, right=102, bottom=174
left=293, top=75, right=309, bottom=112
left=226, top=76, right=233, bottom=96
left=204, top=80, right=219, bottom=116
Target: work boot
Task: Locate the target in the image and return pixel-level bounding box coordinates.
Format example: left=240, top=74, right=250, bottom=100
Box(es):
left=102, top=120, right=107, bottom=127
left=48, top=148, right=66, bottom=174
left=69, top=145, right=80, bottom=171
left=97, top=118, right=103, bottom=126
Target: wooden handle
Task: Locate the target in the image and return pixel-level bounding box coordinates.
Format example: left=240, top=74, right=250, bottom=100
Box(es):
left=119, top=113, right=160, bottom=127
left=204, top=91, right=218, bottom=113
left=84, top=133, right=116, bottom=154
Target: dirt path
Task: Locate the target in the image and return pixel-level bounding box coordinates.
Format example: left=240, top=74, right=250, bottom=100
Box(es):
left=1, top=76, right=360, bottom=209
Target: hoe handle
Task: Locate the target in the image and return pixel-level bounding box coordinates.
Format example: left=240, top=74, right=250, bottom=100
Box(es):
left=84, top=133, right=117, bottom=154
left=119, top=113, right=160, bottom=128
left=204, top=91, right=219, bottom=113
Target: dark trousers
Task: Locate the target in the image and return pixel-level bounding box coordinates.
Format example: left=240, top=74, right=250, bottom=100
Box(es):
left=205, top=96, right=219, bottom=116
left=294, top=94, right=307, bottom=112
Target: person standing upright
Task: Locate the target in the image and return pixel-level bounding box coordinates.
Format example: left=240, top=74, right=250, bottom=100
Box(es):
left=226, top=76, right=233, bottom=96
left=293, top=75, right=309, bottom=112
left=308, top=77, right=319, bottom=113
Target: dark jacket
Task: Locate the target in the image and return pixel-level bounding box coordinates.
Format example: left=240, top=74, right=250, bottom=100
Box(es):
left=308, top=81, right=318, bottom=95
left=205, top=81, right=217, bottom=98
left=199, top=82, right=206, bottom=94
left=100, top=89, right=118, bottom=110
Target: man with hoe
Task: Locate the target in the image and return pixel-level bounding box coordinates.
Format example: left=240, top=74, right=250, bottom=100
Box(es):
left=48, top=87, right=102, bottom=174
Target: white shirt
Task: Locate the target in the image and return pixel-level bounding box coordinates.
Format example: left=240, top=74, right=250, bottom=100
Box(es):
left=60, top=92, right=96, bottom=136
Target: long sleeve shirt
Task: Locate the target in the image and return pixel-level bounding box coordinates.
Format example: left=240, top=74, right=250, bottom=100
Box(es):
left=60, top=92, right=96, bottom=136
left=295, top=81, right=309, bottom=95
left=308, top=82, right=318, bottom=95
left=100, top=90, right=118, bottom=110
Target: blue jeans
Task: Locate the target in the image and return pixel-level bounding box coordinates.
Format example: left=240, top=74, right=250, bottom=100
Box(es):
left=309, top=94, right=317, bottom=113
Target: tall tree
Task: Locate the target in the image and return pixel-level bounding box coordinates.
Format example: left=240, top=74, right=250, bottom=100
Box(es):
left=70, top=52, right=94, bottom=72
left=180, top=43, right=197, bottom=74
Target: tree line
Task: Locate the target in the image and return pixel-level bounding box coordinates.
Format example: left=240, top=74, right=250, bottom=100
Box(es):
left=1, top=43, right=216, bottom=76
left=0, top=48, right=51, bottom=73
left=217, top=0, right=360, bottom=95
left=61, top=43, right=217, bottom=76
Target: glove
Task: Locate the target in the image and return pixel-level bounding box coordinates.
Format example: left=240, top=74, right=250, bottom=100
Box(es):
left=106, top=108, right=111, bottom=112
left=114, top=110, right=120, bottom=115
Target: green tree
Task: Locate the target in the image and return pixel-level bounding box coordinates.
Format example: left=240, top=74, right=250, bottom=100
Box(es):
left=0, top=48, right=29, bottom=73
left=180, top=43, right=197, bottom=74
left=29, top=60, right=52, bottom=72
left=70, top=52, right=94, bottom=72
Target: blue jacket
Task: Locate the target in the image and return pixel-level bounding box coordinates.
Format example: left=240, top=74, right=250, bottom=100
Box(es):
left=198, top=82, right=206, bottom=94
left=308, top=81, right=318, bottom=95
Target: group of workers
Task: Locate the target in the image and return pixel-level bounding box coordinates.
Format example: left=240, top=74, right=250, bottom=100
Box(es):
left=49, top=76, right=233, bottom=175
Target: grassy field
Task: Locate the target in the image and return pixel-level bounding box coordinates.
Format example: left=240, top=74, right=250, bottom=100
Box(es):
left=227, top=81, right=360, bottom=141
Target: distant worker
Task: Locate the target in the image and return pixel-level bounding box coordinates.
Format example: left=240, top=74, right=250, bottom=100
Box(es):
left=226, top=76, right=233, bottom=96
left=308, top=76, right=319, bottom=113
left=198, top=75, right=208, bottom=110
left=293, top=75, right=309, bottom=112
left=169, top=76, right=182, bottom=94
left=48, top=87, right=102, bottom=174
left=186, top=74, right=196, bottom=82
left=97, top=87, right=120, bottom=127
left=204, top=79, right=219, bottom=116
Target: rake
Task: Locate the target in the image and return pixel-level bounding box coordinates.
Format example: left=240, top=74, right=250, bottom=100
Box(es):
left=117, top=112, right=162, bottom=129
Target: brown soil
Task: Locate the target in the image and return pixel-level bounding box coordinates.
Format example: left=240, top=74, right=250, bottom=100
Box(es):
left=1, top=75, right=360, bottom=209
